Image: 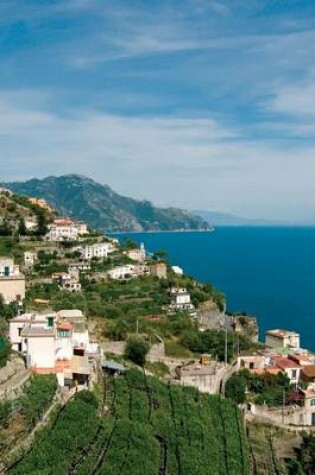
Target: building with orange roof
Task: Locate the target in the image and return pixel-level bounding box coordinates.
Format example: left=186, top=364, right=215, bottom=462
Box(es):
left=270, top=355, right=301, bottom=385
left=9, top=310, right=97, bottom=387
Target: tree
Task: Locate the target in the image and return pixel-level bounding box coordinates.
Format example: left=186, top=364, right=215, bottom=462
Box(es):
left=152, top=249, right=168, bottom=261
left=36, top=211, right=48, bottom=236
left=18, top=218, right=27, bottom=236
left=124, top=337, right=149, bottom=366
left=225, top=372, right=247, bottom=404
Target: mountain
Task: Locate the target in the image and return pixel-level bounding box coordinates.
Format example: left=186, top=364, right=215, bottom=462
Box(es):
left=194, top=209, right=270, bottom=227
left=4, top=175, right=209, bottom=233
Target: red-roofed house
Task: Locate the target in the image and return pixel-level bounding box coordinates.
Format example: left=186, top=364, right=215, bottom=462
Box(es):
left=270, top=355, right=301, bottom=385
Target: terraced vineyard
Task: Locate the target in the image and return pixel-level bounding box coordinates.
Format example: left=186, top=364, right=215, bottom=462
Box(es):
left=10, top=369, right=250, bottom=475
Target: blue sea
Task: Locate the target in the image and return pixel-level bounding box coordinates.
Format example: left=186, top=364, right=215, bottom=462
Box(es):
left=115, top=228, right=315, bottom=350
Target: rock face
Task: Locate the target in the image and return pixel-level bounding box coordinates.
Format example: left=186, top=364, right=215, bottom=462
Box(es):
left=196, top=300, right=229, bottom=330
left=231, top=314, right=259, bottom=342
left=5, top=174, right=209, bottom=233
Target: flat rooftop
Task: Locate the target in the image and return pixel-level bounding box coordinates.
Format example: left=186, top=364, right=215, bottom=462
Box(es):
left=21, top=326, right=55, bottom=337
left=266, top=329, right=299, bottom=337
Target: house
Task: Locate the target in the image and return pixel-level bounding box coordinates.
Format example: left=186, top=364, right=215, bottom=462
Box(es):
left=288, top=352, right=315, bottom=367
left=301, top=365, right=315, bottom=387
left=237, top=354, right=269, bottom=371
left=107, top=265, right=135, bottom=280
left=169, top=287, right=196, bottom=315
left=125, top=244, right=146, bottom=263
left=150, top=262, right=167, bottom=279
left=46, top=218, right=79, bottom=241
left=52, top=268, right=81, bottom=292
left=270, top=355, right=301, bottom=385
left=265, top=329, right=300, bottom=350
left=176, top=363, right=222, bottom=393
left=81, top=242, right=115, bottom=260
left=68, top=262, right=91, bottom=273
left=9, top=309, right=96, bottom=387
left=0, top=257, right=25, bottom=304
left=75, top=221, right=89, bottom=236
left=28, top=197, right=53, bottom=212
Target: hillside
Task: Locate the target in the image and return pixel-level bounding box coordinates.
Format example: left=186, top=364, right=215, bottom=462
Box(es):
left=5, top=175, right=209, bottom=233
left=10, top=369, right=250, bottom=475
left=0, top=189, right=54, bottom=239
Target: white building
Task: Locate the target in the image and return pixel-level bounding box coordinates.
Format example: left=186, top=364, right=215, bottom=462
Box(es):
left=270, top=355, right=302, bottom=386
left=46, top=218, right=79, bottom=241
left=169, top=287, right=196, bottom=315
left=107, top=265, right=135, bottom=280
left=76, top=221, right=89, bottom=236
left=0, top=257, right=25, bottom=304
left=52, top=269, right=81, bottom=292
left=265, top=329, right=300, bottom=350
left=81, top=242, right=115, bottom=260
left=9, top=310, right=96, bottom=386
left=68, top=262, right=91, bottom=273
left=0, top=258, right=20, bottom=277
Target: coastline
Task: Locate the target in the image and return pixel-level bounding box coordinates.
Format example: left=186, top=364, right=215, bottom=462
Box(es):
left=109, top=228, right=214, bottom=235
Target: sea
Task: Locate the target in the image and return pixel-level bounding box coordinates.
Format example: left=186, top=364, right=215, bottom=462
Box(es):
left=114, top=227, right=315, bottom=350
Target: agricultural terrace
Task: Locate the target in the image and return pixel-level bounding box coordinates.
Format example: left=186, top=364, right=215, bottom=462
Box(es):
left=11, top=369, right=250, bottom=475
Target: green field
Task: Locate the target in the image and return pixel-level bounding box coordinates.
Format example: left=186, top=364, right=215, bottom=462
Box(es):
left=11, top=369, right=250, bottom=475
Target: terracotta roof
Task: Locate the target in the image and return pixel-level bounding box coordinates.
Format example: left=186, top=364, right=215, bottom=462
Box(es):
left=250, top=367, right=281, bottom=375
left=271, top=356, right=301, bottom=369
left=301, top=365, right=315, bottom=380
left=57, top=322, right=73, bottom=331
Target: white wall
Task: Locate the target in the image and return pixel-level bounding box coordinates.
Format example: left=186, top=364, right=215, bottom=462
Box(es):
left=27, top=337, right=55, bottom=368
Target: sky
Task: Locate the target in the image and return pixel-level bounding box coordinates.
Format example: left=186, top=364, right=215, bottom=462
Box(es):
left=1, top=0, right=315, bottom=223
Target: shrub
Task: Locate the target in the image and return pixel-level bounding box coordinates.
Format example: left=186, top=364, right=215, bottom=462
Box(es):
left=124, top=337, right=149, bottom=366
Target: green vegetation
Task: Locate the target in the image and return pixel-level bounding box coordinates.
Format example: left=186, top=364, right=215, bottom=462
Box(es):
left=124, top=337, right=149, bottom=366
left=11, top=369, right=250, bottom=475
left=225, top=369, right=291, bottom=406
left=0, top=336, right=10, bottom=368
left=286, top=432, right=315, bottom=475
left=0, top=375, right=57, bottom=459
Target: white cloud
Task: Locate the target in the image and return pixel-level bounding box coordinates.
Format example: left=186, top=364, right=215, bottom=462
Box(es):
left=269, top=79, right=315, bottom=117
left=1, top=90, right=315, bottom=223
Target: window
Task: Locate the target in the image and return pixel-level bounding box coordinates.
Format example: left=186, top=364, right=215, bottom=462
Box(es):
left=310, top=399, right=315, bottom=406
left=291, top=369, right=297, bottom=379
left=58, top=330, right=69, bottom=338
left=47, top=316, right=54, bottom=327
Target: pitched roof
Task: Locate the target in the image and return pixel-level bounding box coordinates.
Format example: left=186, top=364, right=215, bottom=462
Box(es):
left=271, top=356, right=301, bottom=369
left=301, top=365, right=315, bottom=380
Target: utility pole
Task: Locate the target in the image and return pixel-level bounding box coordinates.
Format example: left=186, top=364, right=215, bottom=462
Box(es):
left=136, top=318, right=139, bottom=337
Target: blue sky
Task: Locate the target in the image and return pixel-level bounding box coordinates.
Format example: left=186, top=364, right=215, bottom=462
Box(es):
left=1, top=0, right=315, bottom=222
